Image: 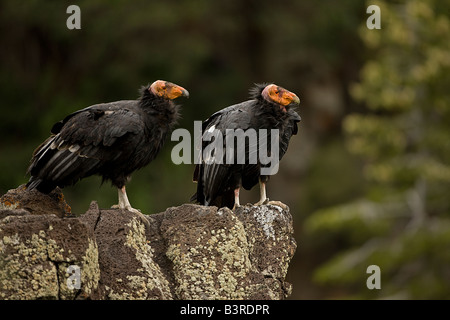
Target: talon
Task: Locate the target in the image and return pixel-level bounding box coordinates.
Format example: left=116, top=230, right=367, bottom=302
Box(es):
left=125, top=206, right=142, bottom=214
left=266, top=200, right=288, bottom=211
left=254, top=199, right=266, bottom=206
left=254, top=198, right=270, bottom=206
left=116, top=186, right=142, bottom=213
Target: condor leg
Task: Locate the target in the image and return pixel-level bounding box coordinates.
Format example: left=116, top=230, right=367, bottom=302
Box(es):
left=254, top=178, right=268, bottom=205
left=232, top=187, right=241, bottom=210
left=116, top=186, right=141, bottom=213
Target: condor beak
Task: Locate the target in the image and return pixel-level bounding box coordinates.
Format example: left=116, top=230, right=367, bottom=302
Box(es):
left=170, top=85, right=189, bottom=99
left=286, top=91, right=300, bottom=105
left=180, top=87, right=190, bottom=98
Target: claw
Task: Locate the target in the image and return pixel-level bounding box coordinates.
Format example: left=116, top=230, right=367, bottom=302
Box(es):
left=125, top=206, right=141, bottom=214
left=266, top=200, right=288, bottom=211
left=115, top=186, right=142, bottom=214
left=254, top=197, right=269, bottom=206
left=111, top=203, right=141, bottom=213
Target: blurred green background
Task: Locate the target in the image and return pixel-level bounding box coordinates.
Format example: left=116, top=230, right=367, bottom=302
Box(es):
left=1, top=0, right=449, bottom=299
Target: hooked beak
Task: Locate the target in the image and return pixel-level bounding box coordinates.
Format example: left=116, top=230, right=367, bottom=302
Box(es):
left=179, top=87, right=190, bottom=98
left=168, top=84, right=189, bottom=100
left=284, top=91, right=300, bottom=105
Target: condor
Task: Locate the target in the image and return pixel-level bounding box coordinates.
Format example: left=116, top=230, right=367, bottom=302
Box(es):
left=27, top=80, right=189, bottom=213
left=192, top=83, right=301, bottom=210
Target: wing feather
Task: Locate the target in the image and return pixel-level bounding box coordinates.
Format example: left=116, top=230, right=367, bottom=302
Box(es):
left=27, top=101, right=145, bottom=192
left=194, top=100, right=256, bottom=207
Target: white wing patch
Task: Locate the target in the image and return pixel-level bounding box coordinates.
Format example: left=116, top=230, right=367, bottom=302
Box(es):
left=69, top=144, right=80, bottom=153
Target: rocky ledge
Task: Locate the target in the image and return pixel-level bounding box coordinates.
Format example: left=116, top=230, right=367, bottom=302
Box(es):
left=0, top=185, right=296, bottom=300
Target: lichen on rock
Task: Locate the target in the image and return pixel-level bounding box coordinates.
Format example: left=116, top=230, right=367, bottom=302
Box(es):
left=0, top=214, right=99, bottom=300
left=80, top=203, right=173, bottom=300
left=164, top=206, right=254, bottom=299
left=1, top=186, right=296, bottom=300
left=122, top=216, right=172, bottom=299
left=160, top=204, right=296, bottom=300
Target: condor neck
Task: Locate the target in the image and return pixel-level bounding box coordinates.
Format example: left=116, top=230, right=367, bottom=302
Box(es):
left=139, top=95, right=179, bottom=126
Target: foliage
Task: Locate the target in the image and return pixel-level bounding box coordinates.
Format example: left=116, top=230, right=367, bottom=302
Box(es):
left=305, top=0, right=450, bottom=299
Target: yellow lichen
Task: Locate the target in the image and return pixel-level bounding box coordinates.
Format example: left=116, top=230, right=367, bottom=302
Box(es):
left=1, top=220, right=100, bottom=300
left=167, top=214, right=253, bottom=299
left=120, top=217, right=172, bottom=300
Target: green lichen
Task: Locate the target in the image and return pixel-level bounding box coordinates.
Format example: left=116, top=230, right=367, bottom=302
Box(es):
left=116, top=216, right=172, bottom=300
left=81, top=239, right=100, bottom=295
left=58, top=238, right=100, bottom=299
left=0, top=231, right=59, bottom=299
left=0, top=219, right=100, bottom=300
left=167, top=213, right=254, bottom=299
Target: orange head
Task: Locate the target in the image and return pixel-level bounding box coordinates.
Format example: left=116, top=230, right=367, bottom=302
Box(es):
left=261, top=84, right=300, bottom=112
left=149, top=80, right=189, bottom=100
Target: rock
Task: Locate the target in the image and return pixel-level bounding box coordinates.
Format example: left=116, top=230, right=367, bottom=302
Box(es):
left=0, top=214, right=99, bottom=299
left=235, top=204, right=296, bottom=297
left=0, top=186, right=296, bottom=300
left=79, top=202, right=173, bottom=299
left=0, top=185, right=71, bottom=218
left=159, top=204, right=296, bottom=299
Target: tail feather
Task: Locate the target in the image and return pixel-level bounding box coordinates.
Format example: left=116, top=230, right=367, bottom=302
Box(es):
left=57, top=156, right=101, bottom=187
left=26, top=177, right=56, bottom=194
left=192, top=163, right=236, bottom=209
left=27, top=133, right=102, bottom=194
left=208, top=189, right=235, bottom=209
